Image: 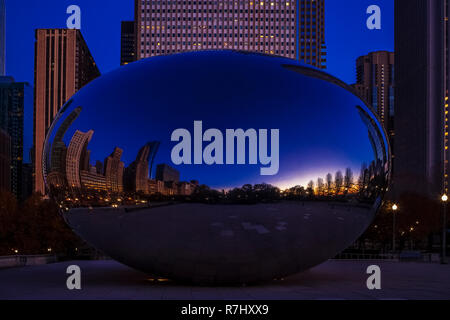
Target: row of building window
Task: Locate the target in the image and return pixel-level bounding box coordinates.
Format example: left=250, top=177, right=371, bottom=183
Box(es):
left=140, top=1, right=294, bottom=6
left=141, top=48, right=297, bottom=55
left=142, top=33, right=295, bottom=38
left=141, top=9, right=296, bottom=13
left=142, top=41, right=296, bottom=46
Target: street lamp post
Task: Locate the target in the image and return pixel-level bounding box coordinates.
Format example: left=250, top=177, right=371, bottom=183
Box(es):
left=392, top=204, right=398, bottom=253
left=441, top=195, right=448, bottom=265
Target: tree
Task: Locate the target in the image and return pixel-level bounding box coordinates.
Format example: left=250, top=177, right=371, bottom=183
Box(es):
left=326, top=173, right=333, bottom=195
left=317, top=178, right=324, bottom=196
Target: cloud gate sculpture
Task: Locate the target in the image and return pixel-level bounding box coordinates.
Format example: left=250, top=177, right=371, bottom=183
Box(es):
left=44, top=51, right=390, bottom=285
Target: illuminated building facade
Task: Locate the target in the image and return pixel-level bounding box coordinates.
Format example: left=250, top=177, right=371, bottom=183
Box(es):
left=80, top=168, right=107, bottom=191
left=394, top=0, right=450, bottom=197
left=34, top=29, right=100, bottom=195
left=66, top=130, right=93, bottom=189
left=104, top=147, right=125, bottom=192
left=134, top=0, right=326, bottom=68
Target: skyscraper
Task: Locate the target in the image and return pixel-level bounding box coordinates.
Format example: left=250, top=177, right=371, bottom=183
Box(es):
left=134, top=0, right=326, bottom=68
left=104, top=147, right=125, bottom=192
left=66, top=130, right=94, bottom=189
left=354, top=52, right=395, bottom=132
left=394, top=0, right=449, bottom=197
left=34, top=29, right=100, bottom=195
left=353, top=51, right=395, bottom=168
left=121, top=21, right=136, bottom=66
left=297, top=0, right=326, bottom=68
left=0, top=128, right=10, bottom=192
left=0, top=76, right=31, bottom=199
left=125, top=141, right=160, bottom=193
left=0, top=0, right=5, bottom=76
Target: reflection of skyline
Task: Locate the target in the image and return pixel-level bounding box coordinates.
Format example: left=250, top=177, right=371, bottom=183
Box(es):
left=43, top=51, right=389, bottom=199
left=47, top=107, right=201, bottom=198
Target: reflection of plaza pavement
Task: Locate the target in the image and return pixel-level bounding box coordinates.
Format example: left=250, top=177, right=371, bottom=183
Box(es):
left=1, top=260, right=449, bottom=300
left=63, top=202, right=374, bottom=284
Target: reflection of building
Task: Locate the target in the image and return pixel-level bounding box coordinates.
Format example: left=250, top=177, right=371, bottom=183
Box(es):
left=34, top=29, right=100, bottom=194
left=51, top=130, right=198, bottom=197
left=0, top=128, right=10, bottom=192
left=394, top=0, right=449, bottom=197
left=356, top=106, right=388, bottom=169
left=48, top=105, right=82, bottom=187
left=121, top=21, right=136, bottom=66
left=80, top=167, right=107, bottom=191
left=104, top=147, right=125, bottom=192
left=0, top=76, right=31, bottom=200
left=125, top=142, right=160, bottom=193
left=178, top=181, right=196, bottom=196
left=66, top=130, right=94, bottom=189
left=156, top=164, right=180, bottom=183
left=133, top=0, right=326, bottom=68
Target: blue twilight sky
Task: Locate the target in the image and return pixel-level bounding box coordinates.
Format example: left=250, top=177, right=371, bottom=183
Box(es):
left=3, top=0, right=394, bottom=163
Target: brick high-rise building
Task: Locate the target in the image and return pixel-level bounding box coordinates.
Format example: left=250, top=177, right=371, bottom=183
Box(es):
left=121, top=21, right=136, bottom=66
left=34, top=29, right=100, bottom=194
left=394, top=0, right=449, bottom=198
left=134, top=0, right=326, bottom=68
left=0, top=76, right=32, bottom=200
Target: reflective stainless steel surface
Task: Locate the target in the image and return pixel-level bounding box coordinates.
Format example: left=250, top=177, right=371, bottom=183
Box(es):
left=44, top=51, right=390, bottom=285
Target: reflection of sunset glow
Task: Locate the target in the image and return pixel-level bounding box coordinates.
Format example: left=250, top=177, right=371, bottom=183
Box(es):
left=273, top=167, right=361, bottom=191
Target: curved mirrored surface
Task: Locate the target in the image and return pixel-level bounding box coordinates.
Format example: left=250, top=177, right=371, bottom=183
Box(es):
left=44, top=51, right=390, bottom=285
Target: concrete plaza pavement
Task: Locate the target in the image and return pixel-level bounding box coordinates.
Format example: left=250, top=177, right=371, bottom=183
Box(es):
left=0, top=259, right=449, bottom=300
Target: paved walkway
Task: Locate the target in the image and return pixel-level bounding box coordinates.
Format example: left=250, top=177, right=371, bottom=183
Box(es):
left=1, top=260, right=449, bottom=300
